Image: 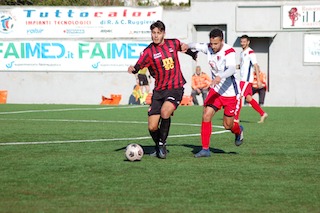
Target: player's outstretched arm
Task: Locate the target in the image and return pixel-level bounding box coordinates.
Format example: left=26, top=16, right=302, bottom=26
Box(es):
left=128, top=65, right=136, bottom=74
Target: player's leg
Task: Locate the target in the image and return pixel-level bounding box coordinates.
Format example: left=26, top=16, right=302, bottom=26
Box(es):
left=230, top=116, right=244, bottom=146
left=245, top=83, right=268, bottom=123
left=194, top=89, right=219, bottom=158
left=147, top=91, right=163, bottom=157
left=246, top=94, right=264, bottom=115
left=223, top=96, right=244, bottom=146
left=157, top=89, right=184, bottom=159
left=234, top=81, right=247, bottom=122
left=234, top=95, right=243, bottom=122
left=159, top=100, right=175, bottom=148
left=148, top=115, right=161, bottom=156
left=246, top=94, right=268, bottom=123
left=194, top=106, right=216, bottom=158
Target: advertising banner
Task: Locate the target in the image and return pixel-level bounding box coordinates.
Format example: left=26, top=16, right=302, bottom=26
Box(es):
left=0, top=40, right=149, bottom=71
left=0, top=6, right=162, bottom=38
left=304, top=34, right=320, bottom=64
left=283, top=5, right=320, bottom=28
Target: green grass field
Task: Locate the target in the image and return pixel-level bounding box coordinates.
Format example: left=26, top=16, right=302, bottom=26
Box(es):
left=0, top=104, right=319, bottom=213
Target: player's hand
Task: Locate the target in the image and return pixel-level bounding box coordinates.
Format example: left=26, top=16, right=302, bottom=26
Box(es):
left=211, top=76, right=221, bottom=87
left=128, top=66, right=135, bottom=74
left=181, top=43, right=188, bottom=52
left=258, top=82, right=263, bottom=88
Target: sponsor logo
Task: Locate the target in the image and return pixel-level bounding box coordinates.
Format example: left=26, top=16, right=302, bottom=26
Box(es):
left=63, top=29, right=85, bottom=34
left=100, top=29, right=112, bottom=33
left=92, top=62, right=100, bottom=69
left=131, top=30, right=150, bottom=34
left=27, top=28, right=44, bottom=34
left=6, top=61, right=14, bottom=68
left=153, top=52, right=162, bottom=59
left=23, top=9, right=158, bottom=19
left=288, top=7, right=300, bottom=26
left=0, top=13, right=15, bottom=33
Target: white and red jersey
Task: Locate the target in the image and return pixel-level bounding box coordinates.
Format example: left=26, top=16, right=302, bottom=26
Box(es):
left=188, top=42, right=239, bottom=97
left=240, top=47, right=258, bottom=83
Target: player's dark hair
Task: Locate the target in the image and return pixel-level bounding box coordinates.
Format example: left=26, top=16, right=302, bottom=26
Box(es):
left=150, top=20, right=165, bottom=32
left=240, top=34, right=250, bottom=41
left=209, top=28, right=224, bottom=40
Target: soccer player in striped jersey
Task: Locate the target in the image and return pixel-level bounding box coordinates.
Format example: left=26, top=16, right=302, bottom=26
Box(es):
left=235, top=35, right=268, bottom=124
left=187, top=28, right=244, bottom=158
left=128, top=20, right=189, bottom=159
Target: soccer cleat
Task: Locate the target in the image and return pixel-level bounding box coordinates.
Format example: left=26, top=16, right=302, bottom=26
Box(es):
left=149, top=144, right=168, bottom=159
left=149, top=145, right=159, bottom=157
left=158, top=144, right=167, bottom=159
left=149, top=150, right=157, bottom=157
left=194, top=149, right=211, bottom=158
left=258, top=113, right=268, bottom=123
left=235, top=125, right=244, bottom=146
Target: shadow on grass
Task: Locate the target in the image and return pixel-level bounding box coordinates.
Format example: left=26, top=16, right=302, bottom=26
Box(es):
left=115, top=145, right=157, bottom=155
left=115, top=144, right=237, bottom=155
left=218, top=117, right=252, bottom=123
left=182, top=144, right=238, bottom=155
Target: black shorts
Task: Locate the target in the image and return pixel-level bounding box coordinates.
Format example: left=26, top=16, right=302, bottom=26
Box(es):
left=148, top=88, right=184, bottom=116
left=138, top=74, right=149, bottom=86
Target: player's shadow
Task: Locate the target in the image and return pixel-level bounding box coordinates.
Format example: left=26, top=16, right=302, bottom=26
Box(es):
left=217, top=118, right=251, bottom=123
left=182, top=144, right=238, bottom=155
left=115, top=144, right=237, bottom=155
left=115, top=145, right=158, bottom=155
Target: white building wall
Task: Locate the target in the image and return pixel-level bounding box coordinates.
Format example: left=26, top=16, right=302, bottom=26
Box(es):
left=0, top=1, right=319, bottom=106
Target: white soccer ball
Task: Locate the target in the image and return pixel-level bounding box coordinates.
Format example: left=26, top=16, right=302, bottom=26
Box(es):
left=125, top=143, right=144, bottom=161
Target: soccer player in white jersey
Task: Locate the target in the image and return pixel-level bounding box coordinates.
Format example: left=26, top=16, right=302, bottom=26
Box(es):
left=234, top=35, right=268, bottom=124
left=187, top=28, right=244, bottom=158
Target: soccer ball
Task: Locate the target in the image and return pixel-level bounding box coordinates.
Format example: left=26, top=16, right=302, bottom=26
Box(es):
left=125, top=143, right=144, bottom=161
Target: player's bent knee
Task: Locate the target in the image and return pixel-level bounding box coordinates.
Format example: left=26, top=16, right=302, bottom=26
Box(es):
left=223, top=123, right=233, bottom=130
left=160, top=112, right=171, bottom=119
left=148, top=125, right=158, bottom=132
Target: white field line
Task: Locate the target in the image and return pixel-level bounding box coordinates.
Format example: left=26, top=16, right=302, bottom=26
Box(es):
left=0, top=117, right=225, bottom=129
left=0, top=130, right=230, bottom=146
left=0, top=106, right=229, bottom=146
left=0, top=105, right=146, bottom=115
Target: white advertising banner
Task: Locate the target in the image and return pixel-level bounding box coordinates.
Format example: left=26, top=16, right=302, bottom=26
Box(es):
left=0, top=6, right=162, bottom=38
left=0, top=40, right=149, bottom=71
left=304, top=34, right=320, bottom=64
left=283, top=5, right=320, bottom=28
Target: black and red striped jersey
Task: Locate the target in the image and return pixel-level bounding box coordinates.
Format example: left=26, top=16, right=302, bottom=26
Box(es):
left=133, top=39, right=186, bottom=91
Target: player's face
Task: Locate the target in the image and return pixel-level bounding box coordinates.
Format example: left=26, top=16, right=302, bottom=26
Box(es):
left=151, top=27, right=165, bottom=45
left=240, top=38, right=250, bottom=49
left=209, top=37, right=223, bottom=53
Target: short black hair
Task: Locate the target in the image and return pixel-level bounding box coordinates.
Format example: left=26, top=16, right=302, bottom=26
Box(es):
left=150, top=20, right=165, bottom=32
left=209, top=28, right=224, bottom=40
left=240, top=34, right=250, bottom=41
